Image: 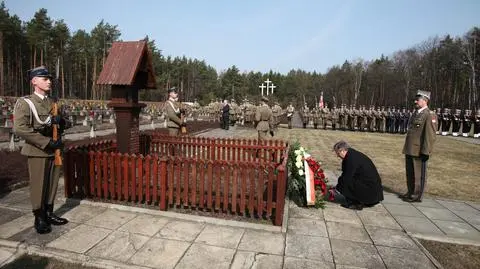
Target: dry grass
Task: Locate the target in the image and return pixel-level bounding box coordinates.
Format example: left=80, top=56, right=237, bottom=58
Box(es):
left=2, top=254, right=101, bottom=269
left=229, top=127, right=480, bottom=202
left=419, top=239, right=480, bottom=269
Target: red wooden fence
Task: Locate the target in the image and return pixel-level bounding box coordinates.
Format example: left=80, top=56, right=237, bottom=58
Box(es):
left=64, top=134, right=289, bottom=226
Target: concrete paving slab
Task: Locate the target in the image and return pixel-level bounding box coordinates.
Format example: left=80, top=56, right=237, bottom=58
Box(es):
left=118, top=214, right=170, bottom=236
left=46, top=224, right=111, bottom=253
left=361, top=203, right=388, bottom=213
left=175, top=243, right=235, bottom=269
left=356, top=211, right=402, bottom=230
left=0, top=214, right=34, bottom=239
left=2, top=194, right=32, bottom=210
left=0, top=207, right=25, bottom=226
left=436, top=199, right=479, bottom=213
left=381, top=194, right=404, bottom=204
left=287, top=218, right=327, bottom=237
left=326, top=221, right=371, bottom=244
left=231, top=251, right=283, bottom=269
left=330, top=239, right=385, bottom=269
left=194, top=224, right=244, bottom=249
left=376, top=246, right=436, bottom=269
left=129, top=237, right=190, bottom=269
left=285, top=234, right=332, bottom=262
left=365, top=226, right=418, bottom=249
left=85, top=208, right=137, bottom=229
left=156, top=220, right=205, bottom=242
left=59, top=204, right=107, bottom=223
left=0, top=248, right=15, bottom=265
left=283, top=256, right=335, bottom=269
left=383, top=203, right=424, bottom=218
left=238, top=229, right=285, bottom=255
left=453, top=210, right=480, bottom=225
left=323, top=208, right=362, bottom=226
left=9, top=221, right=79, bottom=246
left=411, top=198, right=444, bottom=208
left=335, top=265, right=368, bottom=269
left=288, top=205, right=324, bottom=220
left=394, top=216, right=444, bottom=235
left=0, top=190, right=29, bottom=205
left=87, top=230, right=149, bottom=262
left=416, top=206, right=463, bottom=222
left=466, top=202, right=480, bottom=211
left=432, top=219, right=480, bottom=239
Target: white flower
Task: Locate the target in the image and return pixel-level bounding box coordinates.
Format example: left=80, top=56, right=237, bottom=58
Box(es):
left=294, top=149, right=301, bottom=156
left=298, top=169, right=304, bottom=176
left=299, top=147, right=305, bottom=152
left=295, top=161, right=303, bottom=168
left=296, top=155, right=303, bottom=163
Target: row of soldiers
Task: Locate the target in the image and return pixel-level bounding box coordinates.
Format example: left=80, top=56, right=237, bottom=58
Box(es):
left=298, top=104, right=480, bottom=137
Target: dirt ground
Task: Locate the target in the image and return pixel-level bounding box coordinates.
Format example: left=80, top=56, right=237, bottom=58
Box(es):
left=1, top=254, right=101, bottom=269
left=420, top=239, right=480, bottom=269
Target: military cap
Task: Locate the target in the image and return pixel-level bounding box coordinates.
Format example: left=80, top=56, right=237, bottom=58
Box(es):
left=28, top=66, right=53, bottom=80
left=168, top=87, right=178, bottom=93
left=261, top=96, right=269, bottom=102
left=416, top=90, right=431, bottom=100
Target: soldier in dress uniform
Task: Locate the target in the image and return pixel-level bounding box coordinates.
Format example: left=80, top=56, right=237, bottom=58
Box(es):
left=286, top=103, right=294, bottom=129
left=348, top=105, right=356, bottom=131
left=356, top=105, right=364, bottom=131
left=338, top=104, right=347, bottom=131
left=302, top=103, right=310, bottom=128
left=321, top=104, right=330, bottom=130
left=377, top=106, right=386, bottom=133
left=401, top=107, right=411, bottom=134
left=435, top=108, right=442, bottom=135
left=451, top=109, right=462, bottom=136
left=331, top=104, right=339, bottom=130
left=221, top=99, right=230, bottom=130
left=165, top=87, right=185, bottom=136
left=385, top=107, right=392, bottom=133
left=461, top=109, right=472, bottom=137
left=400, top=90, right=437, bottom=203
left=441, top=108, right=451, bottom=136
left=474, top=109, right=480, bottom=138
left=255, top=96, right=273, bottom=141
left=366, top=105, right=375, bottom=132
left=13, top=66, right=70, bottom=234
left=312, top=106, right=320, bottom=129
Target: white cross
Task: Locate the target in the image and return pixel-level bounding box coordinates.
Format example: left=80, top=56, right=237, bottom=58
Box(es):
left=264, top=79, right=272, bottom=96
left=259, top=83, right=266, bottom=96
left=269, top=83, right=276, bottom=95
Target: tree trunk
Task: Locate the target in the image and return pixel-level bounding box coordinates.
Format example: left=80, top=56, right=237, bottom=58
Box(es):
left=0, top=31, right=4, bottom=97
left=85, top=56, right=88, bottom=100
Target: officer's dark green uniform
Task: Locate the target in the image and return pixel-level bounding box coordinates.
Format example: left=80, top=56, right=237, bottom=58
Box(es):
left=255, top=96, right=273, bottom=141
left=401, top=90, right=437, bottom=202
left=165, top=87, right=183, bottom=136
left=13, top=66, right=69, bottom=234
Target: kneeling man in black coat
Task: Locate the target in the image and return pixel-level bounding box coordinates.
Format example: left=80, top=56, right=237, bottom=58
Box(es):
left=333, top=140, right=384, bottom=210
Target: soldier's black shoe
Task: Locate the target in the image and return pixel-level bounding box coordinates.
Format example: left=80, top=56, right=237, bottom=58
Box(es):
left=33, top=209, right=51, bottom=234
left=403, top=197, right=422, bottom=203
left=398, top=193, right=412, bottom=199
left=46, top=204, right=69, bottom=225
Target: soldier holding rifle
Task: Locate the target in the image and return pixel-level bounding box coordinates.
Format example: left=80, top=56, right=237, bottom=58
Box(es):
left=13, top=66, right=69, bottom=234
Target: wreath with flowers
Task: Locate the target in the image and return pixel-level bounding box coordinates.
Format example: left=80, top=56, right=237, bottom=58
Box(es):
left=287, top=141, right=329, bottom=208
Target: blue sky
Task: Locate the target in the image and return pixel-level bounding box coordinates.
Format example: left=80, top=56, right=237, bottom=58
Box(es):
left=6, top=0, right=480, bottom=74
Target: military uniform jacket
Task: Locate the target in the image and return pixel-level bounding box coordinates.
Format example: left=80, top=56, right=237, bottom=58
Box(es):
left=255, top=104, right=273, bottom=131
left=166, top=99, right=182, bottom=129
left=13, top=94, right=54, bottom=157
left=402, top=107, right=437, bottom=156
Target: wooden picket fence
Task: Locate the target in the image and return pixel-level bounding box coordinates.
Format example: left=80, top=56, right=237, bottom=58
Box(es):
left=64, top=135, right=289, bottom=225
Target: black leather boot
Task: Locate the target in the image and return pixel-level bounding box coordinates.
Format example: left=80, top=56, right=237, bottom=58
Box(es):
left=46, top=204, right=69, bottom=225
left=33, top=209, right=51, bottom=234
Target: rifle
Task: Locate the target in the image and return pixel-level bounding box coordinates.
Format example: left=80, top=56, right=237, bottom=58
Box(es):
left=180, top=103, right=187, bottom=135
left=52, top=100, right=62, bottom=166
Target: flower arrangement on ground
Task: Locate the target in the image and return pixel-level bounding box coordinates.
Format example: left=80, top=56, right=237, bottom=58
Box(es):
left=287, top=141, right=328, bottom=208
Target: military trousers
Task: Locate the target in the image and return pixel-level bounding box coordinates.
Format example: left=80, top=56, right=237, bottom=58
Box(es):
left=405, top=155, right=428, bottom=200
left=28, top=157, right=61, bottom=211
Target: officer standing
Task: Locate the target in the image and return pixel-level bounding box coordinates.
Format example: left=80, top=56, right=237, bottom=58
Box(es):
left=286, top=103, right=294, bottom=129
left=221, top=99, right=230, bottom=130
left=461, top=109, right=472, bottom=137
left=13, top=66, right=69, bottom=234
left=451, top=109, right=462, bottom=136
left=255, top=96, right=273, bottom=141
left=400, top=90, right=437, bottom=202
left=165, top=87, right=185, bottom=136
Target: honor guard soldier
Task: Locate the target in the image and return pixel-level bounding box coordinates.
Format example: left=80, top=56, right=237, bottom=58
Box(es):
left=312, top=106, right=321, bottom=129
left=462, top=109, right=472, bottom=137
left=331, top=104, right=339, bottom=130
left=435, top=108, right=442, bottom=134
left=378, top=106, right=387, bottom=133
left=13, top=66, right=70, bottom=234
left=401, top=107, right=411, bottom=134
left=321, top=104, right=330, bottom=130
left=441, top=108, right=451, bottom=136
left=286, top=103, right=294, bottom=129
left=474, top=109, right=480, bottom=138
left=271, top=102, right=282, bottom=130
left=165, top=87, right=186, bottom=136
left=451, top=109, right=462, bottom=136
left=385, top=107, right=392, bottom=133
left=348, top=105, right=356, bottom=131
left=338, top=104, right=347, bottom=131
left=221, top=100, right=230, bottom=130
left=255, top=96, right=273, bottom=141
left=302, top=103, right=310, bottom=128
left=400, top=90, right=437, bottom=203
left=366, top=105, right=375, bottom=132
